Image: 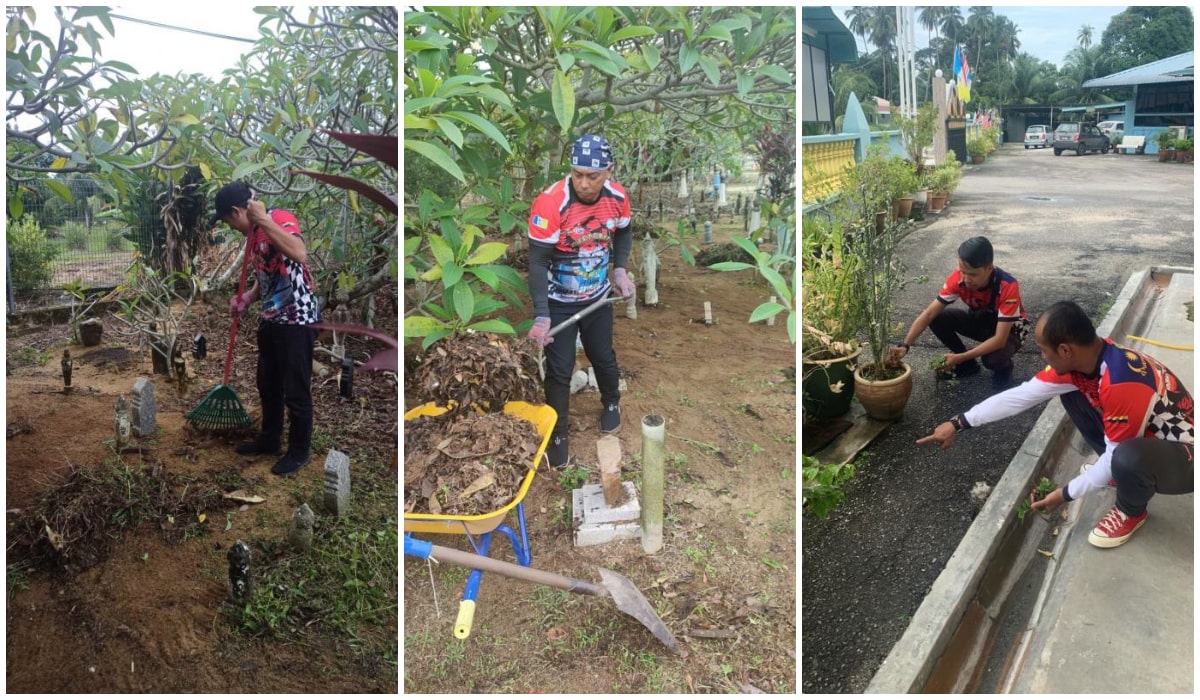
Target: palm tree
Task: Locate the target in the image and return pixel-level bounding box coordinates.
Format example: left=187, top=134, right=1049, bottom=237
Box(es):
left=844, top=6, right=873, bottom=54
left=1077, top=24, right=1093, bottom=49
left=939, top=7, right=965, bottom=71
left=867, top=6, right=898, bottom=102
left=966, top=6, right=994, bottom=83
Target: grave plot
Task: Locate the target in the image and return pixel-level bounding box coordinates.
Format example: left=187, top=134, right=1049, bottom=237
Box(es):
left=5, top=285, right=399, bottom=693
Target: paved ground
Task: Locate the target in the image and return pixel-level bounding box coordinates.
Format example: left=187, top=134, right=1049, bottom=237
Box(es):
left=1005, top=272, right=1193, bottom=694
left=801, top=144, right=1194, bottom=693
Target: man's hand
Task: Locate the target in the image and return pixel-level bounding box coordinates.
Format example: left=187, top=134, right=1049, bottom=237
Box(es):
left=245, top=198, right=270, bottom=226
left=916, top=421, right=958, bottom=450
left=527, top=316, right=553, bottom=347
left=942, top=352, right=965, bottom=368
left=613, top=268, right=635, bottom=298
left=229, top=291, right=253, bottom=318
left=1030, top=486, right=1066, bottom=514
left=887, top=344, right=908, bottom=366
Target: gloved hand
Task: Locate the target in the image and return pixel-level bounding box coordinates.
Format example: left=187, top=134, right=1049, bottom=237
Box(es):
left=613, top=267, right=635, bottom=298
left=527, top=316, right=553, bottom=347
left=229, top=291, right=253, bottom=318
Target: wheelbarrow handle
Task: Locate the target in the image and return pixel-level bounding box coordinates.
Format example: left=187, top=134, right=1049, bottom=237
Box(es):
left=546, top=290, right=630, bottom=339
left=406, top=537, right=607, bottom=598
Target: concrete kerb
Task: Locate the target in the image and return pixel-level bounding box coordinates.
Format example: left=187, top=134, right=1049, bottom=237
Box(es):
left=865, top=267, right=1167, bottom=693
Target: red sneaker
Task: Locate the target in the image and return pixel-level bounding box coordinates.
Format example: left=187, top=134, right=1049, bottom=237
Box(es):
left=1087, top=505, right=1147, bottom=548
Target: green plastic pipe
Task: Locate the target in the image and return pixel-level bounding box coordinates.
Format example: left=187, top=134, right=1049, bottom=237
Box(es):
left=641, top=413, right=666, bottom=554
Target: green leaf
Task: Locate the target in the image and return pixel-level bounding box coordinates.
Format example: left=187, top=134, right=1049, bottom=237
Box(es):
left=699, top=55, right=720, bottom=86
left=709, top=262, right=754, bottom=272
left=404, top=139, right=465, bottom=183
left=426, top=235, right=455, bottom=268
left=557, top=53, right=575, bottom=73
left=611, top=25, right=657, bottom=42
left=404, top=315, right=446, bottom=338
left=451, top=283, right=474, bottom=323
left=787, top=312, right=796, bottom=343
left=642, top=42, right=661, bottom=71
left=551, top=69, right=575, bottom=134
left=737, top=71, right=754, bottom=97
left=466, top=241, right=508, bottom=266
left=44, top=179, right=73, bottom=203
left=9, top=195, right=23, bottom=219
left=432, top=115, right=464, bottom=147
left=173, top=114, right=201, bottom=126
left=756, top=64, right=793, bottom=85
left=699, top=25, right=733, bottom=43
left=289, top=128, right=313, bottom=156
left=443, top=110, right=512, bottom=154
left=231, top=161, right=270, bottom=181
left=469, top=266, right=499, bottom=289
left=760, top=266, right=790, bottom=301
left=442, top=261, right=464, bottom=288
left=730, top=237, right=761, bottom=258
left=679, top=44, right=700, bottom=74
left=421, top=328, right=454, bottom=351
left=404, top=96, right=446, bottom=114
left=749, top=302, right=786, bottom=323
left=469, top=319, right=516, bottom=334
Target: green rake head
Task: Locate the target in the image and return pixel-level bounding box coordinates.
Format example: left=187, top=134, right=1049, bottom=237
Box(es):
left=186, top=384, right=252, bottom=431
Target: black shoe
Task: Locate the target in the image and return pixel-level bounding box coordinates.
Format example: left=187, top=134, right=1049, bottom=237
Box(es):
left=546, top=435, right=569, bottom=468
left=600, top=403, right=621, bottom=434
left=954, top=360, right=981, bottom=378
left=271, top=451, right=311, bottom=476
left=236, top=438, right=284, bottom=457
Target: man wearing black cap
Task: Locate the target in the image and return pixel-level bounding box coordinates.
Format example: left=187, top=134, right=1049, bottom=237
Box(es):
left=889, top=236, right=1028, bottom=390
left=212, top=181, right=319, bottom=476
left=526, top=134, right=634, bottom=467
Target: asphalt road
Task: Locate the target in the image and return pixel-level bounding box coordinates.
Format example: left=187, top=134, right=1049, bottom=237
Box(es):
left=801, top=144, right=1194, bottom=693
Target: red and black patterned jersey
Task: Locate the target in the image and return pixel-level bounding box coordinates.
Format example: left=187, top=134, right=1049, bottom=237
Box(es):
left=937, top=267, right=1028, bottom=323
left=528, top=177, right=632, bottom=304
left=1033, top=339, right=1193, bottom=444
left=250, top=209, right=319, bottom=325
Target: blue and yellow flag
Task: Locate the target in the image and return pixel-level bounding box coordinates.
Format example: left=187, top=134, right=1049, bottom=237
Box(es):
left=953, top=46, right=972, bottom=103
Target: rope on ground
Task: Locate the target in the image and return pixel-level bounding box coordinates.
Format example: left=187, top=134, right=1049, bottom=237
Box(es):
left=1125, top=334, right=1194, bottom=352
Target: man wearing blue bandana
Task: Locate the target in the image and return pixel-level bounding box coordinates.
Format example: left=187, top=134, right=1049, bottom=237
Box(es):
left=527, top=134, right=634, bottom=467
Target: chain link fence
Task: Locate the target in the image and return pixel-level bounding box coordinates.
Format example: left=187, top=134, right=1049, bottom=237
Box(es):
left=7, top=178, right=141, bottom=312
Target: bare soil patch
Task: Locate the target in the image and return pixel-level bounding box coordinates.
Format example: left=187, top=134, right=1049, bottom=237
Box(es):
left=6, top=287, right=399, bottom=693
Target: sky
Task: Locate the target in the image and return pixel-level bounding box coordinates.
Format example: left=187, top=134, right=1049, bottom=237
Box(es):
left=830, top=5, right=1130, bottom=69
left=27, top=6, right=265, bottom=80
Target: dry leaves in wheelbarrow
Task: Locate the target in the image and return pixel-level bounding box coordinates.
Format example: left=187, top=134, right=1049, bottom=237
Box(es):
left=404, top=411, right=542, bottom=515
left=405, top=332, right=541, bottom=415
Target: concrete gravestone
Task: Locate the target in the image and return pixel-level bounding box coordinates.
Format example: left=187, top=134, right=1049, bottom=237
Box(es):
left=114, top=395, right=131, bottom=448
left=131, top=377, right=156, bottom=437
left=288, top=503, right=315, bottom=551
left=227, top=540, right=252, bottom=603
left=323, top=449, right=351, bottom=516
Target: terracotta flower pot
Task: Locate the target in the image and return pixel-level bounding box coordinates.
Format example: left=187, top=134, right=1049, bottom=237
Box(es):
left=971, top=154, right=985, bottom=164
left=854, top=362, right=913, bottom=420
left=928, top=192, right=948, bottom=212
left=893, top=197, right=915, bottom=220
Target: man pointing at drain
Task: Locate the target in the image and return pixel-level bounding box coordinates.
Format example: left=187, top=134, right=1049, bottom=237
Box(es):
left=526, top=134, right=634, bottom=468
left=917, top=301, right=1193, bottom=549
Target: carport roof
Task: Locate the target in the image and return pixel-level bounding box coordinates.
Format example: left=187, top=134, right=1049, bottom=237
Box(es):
left=801, top=6, right=857, bottom=64
left=1082, top=51, right=1194, bottom=88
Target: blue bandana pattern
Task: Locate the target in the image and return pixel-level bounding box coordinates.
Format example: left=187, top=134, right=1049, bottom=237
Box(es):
left=571, top=134, right=612, bottom=170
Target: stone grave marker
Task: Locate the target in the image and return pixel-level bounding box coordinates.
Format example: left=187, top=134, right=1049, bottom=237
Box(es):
left=114, top=395, right=131, bottom=448
left=131, top=377, right=157, bottom=437
left=323, top=449, right=351, bottom=516
left=288, top=503, right=315, bottom=551
left=227, top=540, right=252, bottom=603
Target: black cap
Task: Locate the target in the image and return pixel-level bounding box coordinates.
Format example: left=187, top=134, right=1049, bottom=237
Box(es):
left=210, top=181, right=253, bottom=226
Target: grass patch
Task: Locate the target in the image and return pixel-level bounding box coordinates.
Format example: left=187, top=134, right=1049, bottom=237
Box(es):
left=224, top=465, right=398, bottom=671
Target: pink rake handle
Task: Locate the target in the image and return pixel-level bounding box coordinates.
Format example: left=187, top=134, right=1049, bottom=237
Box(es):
left=223, top=234, right=255, bottom=385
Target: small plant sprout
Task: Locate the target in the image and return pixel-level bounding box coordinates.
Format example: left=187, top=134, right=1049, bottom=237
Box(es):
left=1017, top=477, right=1059, bottom=522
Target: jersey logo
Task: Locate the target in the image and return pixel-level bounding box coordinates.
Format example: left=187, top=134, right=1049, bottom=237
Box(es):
left=1105, top=415, right=1130, bottom=424
left=532, top=215, right=549, bottom=229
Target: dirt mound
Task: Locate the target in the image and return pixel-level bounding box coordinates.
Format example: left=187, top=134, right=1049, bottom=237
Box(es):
left=7, top=460, right=223, bottom=574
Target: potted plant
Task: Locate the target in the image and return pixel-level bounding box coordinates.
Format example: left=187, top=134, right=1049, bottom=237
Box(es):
left=801, top=214, right=864, bottom=420
left=967, top=134, right=989, bottom=164
left=843, top=144, right=893, bottom=234
left=836, top=190, right=914, bottom=420
left=887, top=156, right=920, bottom=220
left=926, top=154, right=961, bottom=212
left=1174, top=136, right=1193, bottom=164
left=1155, top=129, right=1176, bottom=162
left=895, top=103, right=938, bottom=208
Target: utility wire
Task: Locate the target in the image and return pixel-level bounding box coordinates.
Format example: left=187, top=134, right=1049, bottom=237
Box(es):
left=108, top=12, right=257, bottom=43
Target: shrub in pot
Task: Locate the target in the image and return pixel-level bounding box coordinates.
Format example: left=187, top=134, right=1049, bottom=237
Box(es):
left=801, top=215, right=864, bottom=420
